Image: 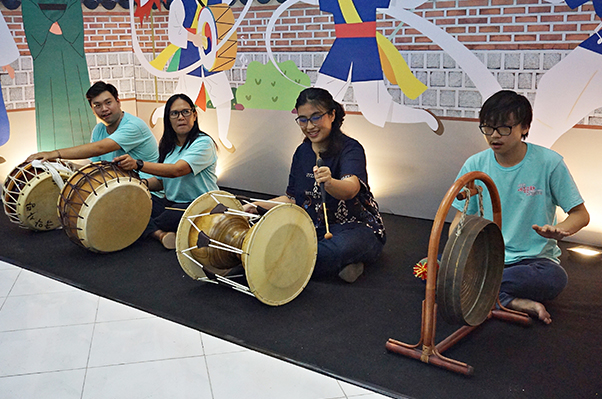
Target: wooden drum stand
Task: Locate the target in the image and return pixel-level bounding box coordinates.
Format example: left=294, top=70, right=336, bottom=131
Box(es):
left=386, top=171, right=531, bottom=375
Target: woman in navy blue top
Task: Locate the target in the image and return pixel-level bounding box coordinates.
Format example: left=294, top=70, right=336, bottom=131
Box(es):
left=245, top=88, right=385, bottom=283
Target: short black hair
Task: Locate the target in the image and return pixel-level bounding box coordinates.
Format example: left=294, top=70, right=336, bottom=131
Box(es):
left=480, top=90, right=532, bottom=139
left=86, top=81, right=119, bottom=105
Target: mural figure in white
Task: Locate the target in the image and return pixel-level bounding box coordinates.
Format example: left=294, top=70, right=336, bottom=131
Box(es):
left=153, top=0, right=236, bottom=152
left=529, top=0, right=602, bottom=148
left=130, top=0, right=253, bottom=153
left=0, top=10, right=20, bottom=148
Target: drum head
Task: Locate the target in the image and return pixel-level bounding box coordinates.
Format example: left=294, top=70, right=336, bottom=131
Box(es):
left=17, top=175, right=65, bottom=230
left=242, top=203, right=317, bottom=306
left=437, top=215, right=505, bottom=326
left=78, top=180, right=152, bottom=252
left=176, top=190, right=244, bottom=279
left=3, top=161, right=72, bottom=231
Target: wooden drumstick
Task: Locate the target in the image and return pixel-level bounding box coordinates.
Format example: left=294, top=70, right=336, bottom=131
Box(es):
left=316, top=157, right=333, bottom=240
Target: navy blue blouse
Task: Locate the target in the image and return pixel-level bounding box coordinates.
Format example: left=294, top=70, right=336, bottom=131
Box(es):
left=286, top=135, right=385, bottom=242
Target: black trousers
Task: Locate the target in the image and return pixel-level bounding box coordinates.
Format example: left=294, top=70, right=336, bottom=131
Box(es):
left=142, top=196, right=190, bottom=238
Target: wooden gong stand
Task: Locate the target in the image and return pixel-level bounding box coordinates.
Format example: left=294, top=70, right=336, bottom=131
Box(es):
left=385, top=171, right=531, bottom=375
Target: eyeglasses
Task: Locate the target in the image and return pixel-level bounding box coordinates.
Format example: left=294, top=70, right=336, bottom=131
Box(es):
left=295, top=112, right=329, bottom=126
left=479, top=125, right=516, bottom=136
left=169, top=109, right=194, bottom=119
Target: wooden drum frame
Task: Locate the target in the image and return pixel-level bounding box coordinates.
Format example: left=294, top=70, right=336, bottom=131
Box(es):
left=176, top=190, right=317, bottom=306
left=2, top=160, right=74, bottom=231
left=57, top=161, right=152, bottom=253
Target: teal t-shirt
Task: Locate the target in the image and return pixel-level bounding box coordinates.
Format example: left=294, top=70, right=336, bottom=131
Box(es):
left=89, top=112, right=159, bottom=164
left=452, top=143, right=584, bottom=264
left=157, top=135, right=218, bottom=203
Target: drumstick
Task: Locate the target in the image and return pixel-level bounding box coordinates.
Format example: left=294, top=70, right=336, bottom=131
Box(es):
left=316, top=157, right=333, bottom=240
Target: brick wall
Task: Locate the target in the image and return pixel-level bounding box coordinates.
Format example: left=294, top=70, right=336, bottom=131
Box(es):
left=1, top=1, right=601, bottom=124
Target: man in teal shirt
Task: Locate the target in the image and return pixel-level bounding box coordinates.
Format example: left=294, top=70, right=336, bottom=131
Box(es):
left=27, top=81, right=158, bottom=166
left=451, top=90, right=590, bottom=325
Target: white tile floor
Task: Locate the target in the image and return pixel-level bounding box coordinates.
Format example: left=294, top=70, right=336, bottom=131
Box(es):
left=0, top=260, right=392, bottom=399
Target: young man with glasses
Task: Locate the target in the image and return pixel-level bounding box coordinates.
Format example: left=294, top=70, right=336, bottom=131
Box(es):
left=450, top=90, right=589, bottom=324
left=27, top=81, right=158, bottom=167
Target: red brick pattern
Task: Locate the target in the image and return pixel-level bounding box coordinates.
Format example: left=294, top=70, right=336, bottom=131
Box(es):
left=1, top=1, right=599, bottom=56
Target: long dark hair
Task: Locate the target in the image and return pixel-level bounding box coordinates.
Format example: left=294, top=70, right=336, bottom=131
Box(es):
left=295, top=87, right=346, bottom=158
left=158, top=94, right=212, bottom=162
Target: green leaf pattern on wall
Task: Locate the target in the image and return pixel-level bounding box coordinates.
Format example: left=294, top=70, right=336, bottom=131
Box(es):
left=235, top=60, right=310, bottom=111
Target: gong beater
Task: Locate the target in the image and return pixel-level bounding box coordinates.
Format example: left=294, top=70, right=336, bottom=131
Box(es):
left=386, top=171, right=531, bottom=375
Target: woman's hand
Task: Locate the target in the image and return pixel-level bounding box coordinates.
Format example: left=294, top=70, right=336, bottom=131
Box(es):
left=114, top=154, right=136, bottom=171
left=313, top=165, right=332, bottom=187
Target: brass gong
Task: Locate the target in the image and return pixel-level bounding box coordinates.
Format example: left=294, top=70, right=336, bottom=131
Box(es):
left=437, top=214, right=505, bottom=326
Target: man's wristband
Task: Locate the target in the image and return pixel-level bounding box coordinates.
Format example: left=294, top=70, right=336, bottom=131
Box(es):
left=135, top=159, right=144, bottom=171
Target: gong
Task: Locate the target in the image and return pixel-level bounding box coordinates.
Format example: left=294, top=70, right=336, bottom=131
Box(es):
left=437, top=214, right=505, bottom=326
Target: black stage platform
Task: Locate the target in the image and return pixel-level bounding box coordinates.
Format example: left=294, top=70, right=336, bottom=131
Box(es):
left=1, top=190, right=601, bottom=399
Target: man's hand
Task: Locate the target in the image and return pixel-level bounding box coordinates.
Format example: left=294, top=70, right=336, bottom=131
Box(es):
left=26, top=151, right=59, bottom=162
left=532, top=224, right=570, bottom=240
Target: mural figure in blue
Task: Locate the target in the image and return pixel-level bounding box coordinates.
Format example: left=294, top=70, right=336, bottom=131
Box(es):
left=311, top=0, right=442, bottom=133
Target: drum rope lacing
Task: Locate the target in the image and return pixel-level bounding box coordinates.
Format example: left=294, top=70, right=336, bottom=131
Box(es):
left=31, top=160, right=72, bottom=191
left=456, top=185, right=484, bottom=237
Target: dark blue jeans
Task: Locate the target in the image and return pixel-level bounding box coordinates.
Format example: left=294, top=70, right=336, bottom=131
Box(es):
left=142, top=196, right=189, bottom=238
left=498, top=258, right=568, bottom=307
left=312, top=222, right=385, bottom=279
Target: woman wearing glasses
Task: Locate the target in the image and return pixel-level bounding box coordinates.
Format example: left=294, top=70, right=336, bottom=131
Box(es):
left=116, top=93, right=218, bottom=249
left=244, top=87, right=386, bottom=283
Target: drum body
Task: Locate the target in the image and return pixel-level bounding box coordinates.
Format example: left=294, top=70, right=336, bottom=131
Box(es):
left=198, top=4, right=237, bottom=73
left=176, top=190, right=317, bottom=306
left=57, top=162, right=152, bottom=253
left=2, top=160, right=73, bottom=231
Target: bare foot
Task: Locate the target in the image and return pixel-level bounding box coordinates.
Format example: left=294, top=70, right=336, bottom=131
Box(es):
left=508, top=298, right=552, bottom=324
left=151, top=230, right=176, bottom=249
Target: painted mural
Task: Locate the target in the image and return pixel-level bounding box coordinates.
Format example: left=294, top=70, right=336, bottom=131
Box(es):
left=0, top=9, right=19, bottom=150
left=1, top=0, right=602, bottom=241
left=131, top=0, right=250, bottom=153
left=529, top=0, right=602, bottom=148
left=21, top=0, right=97, bottom=151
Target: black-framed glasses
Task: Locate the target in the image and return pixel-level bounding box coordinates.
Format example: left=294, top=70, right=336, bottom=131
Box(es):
left=479, top=125, right=515, bottom=136
left=295, top=112, right=329, bottom=126
left=169, top=109, right=194, bottom=119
